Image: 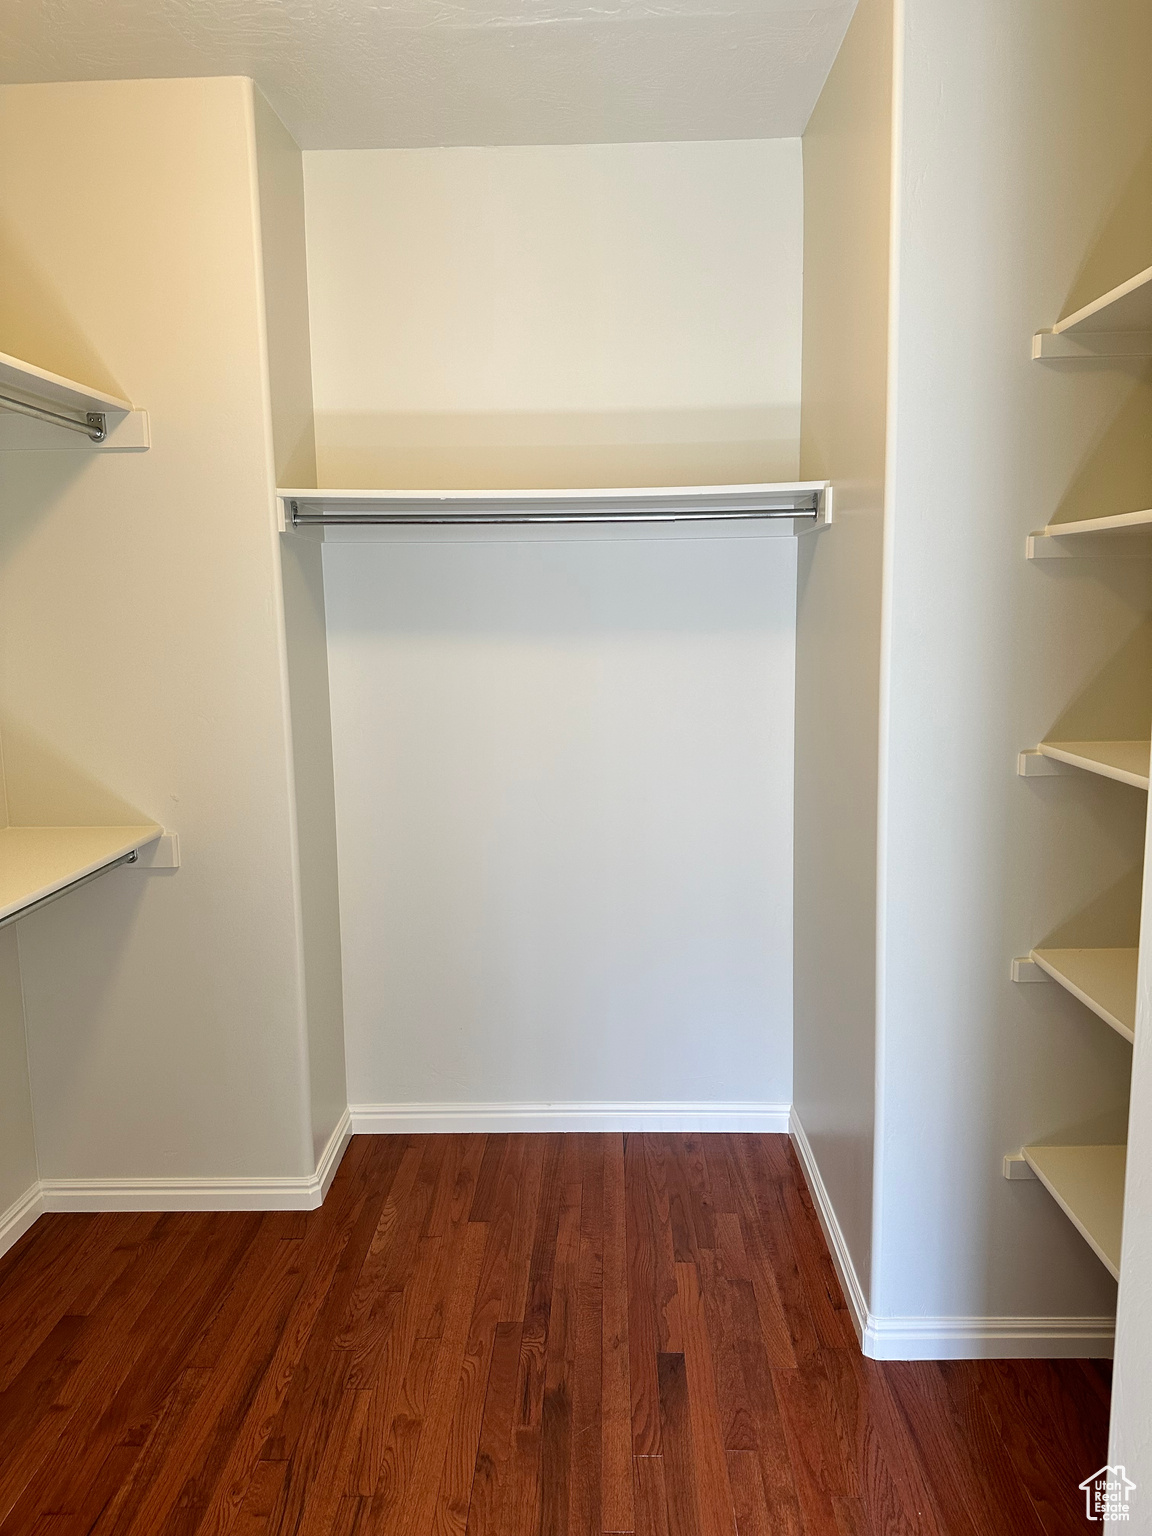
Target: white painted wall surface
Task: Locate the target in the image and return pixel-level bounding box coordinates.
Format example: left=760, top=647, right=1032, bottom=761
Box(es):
left=325, top=537, right=796, bottom=1111
left=1112, top=842, right=1152, bottom=1517
left=0, top=78, right=317, bottom=1186
left=875, top=0, right=1152, bottom=1334
left=305, top=140, right=802, bottom=1114
left=794, top=0, right=894, bottom=1306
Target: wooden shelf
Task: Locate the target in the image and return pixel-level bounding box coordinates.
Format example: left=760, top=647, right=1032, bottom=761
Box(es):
left=0, top=349, right=148, bottom=450
left=1035, top=740, right=1150, bottom=790
left=0, top=824, right=163, bottom=925
left=1031, top=947, right=1137, bottom=1043
left=1033, top=264, right=1152, bottom=358
left=1027, top=507, right=1152, bottom=559
left=1022, top=1144, right=1126, bottom=1280
left=276, top=481, right=833, bottom=537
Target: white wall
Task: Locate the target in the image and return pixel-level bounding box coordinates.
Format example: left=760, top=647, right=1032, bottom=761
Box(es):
left=0, top=78, right=322, bottom=1189
left=874, top=0, right=1152, bottom=1335
left=304, top=140, right=803, bottom=1114
left=1113, top=826, right=1152, bottom=1512
left=795, top=0, right=893, bottom=1304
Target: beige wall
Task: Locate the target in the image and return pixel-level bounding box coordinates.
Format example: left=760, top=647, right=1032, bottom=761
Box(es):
left=303, top=139, right=803, bottom=490
left=0, top=77, right=321, bottom=1189
left=0, top=930, right=36, bottom=1230
left=0, top=740, right=37, bottom=1236
left=795, top=0, right=894, bottom=1303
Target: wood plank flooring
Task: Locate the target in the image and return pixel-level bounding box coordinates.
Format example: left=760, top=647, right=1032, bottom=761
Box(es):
left=0, top=1134, right=1111, bottom=1534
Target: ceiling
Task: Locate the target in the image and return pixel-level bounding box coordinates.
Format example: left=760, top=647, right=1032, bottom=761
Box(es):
left=0, top=0, right=855, bottom=149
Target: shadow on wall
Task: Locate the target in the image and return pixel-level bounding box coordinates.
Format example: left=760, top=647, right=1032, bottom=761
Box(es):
left=311, top=406, right=802, bottom=488
left=1050, top=367, right=1152, bottom=526
left=0, top=218, right=126, bottom=398
left=1063, top=130, right=1152, bottom=321
left=1048, top=614, right=1152, bottom=742
left=0, top=714, right=151, bottom=828
left=1043, top=864, right=1145, bottom=950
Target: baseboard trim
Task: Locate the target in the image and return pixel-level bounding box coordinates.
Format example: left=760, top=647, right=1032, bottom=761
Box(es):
left=349, top=1101, right=792, bottom=1134
left=789, top=1108, right=1114, bottom=1360
left=0, top=1181, right=45, bottom=1261
left=788, top=1108, right=870, bottom=1346
left=315, top=1107, right=353, bottom=1202
left=862, top=1314, right=1116, bottom=1360
left=38, top=1108, right=354, bottom=1215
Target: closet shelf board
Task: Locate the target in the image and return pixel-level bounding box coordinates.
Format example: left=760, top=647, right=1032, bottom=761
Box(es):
left=1038, top=740, right=1150, bottom=790
left=1031, top=947, right=1137, bottom=1043
left=1032, top=265, right=1152, bottom=357
left=1028, top=507, right=1152, bottom=558
left=1054, top=265, right=1152, bottom=335
left=0, top=350, right=133, bottom=417
left=277, top=481, right=832, bottom=532
left=0, top=824, right=162, bottom=924
left=1022, top=1144, right=1126, bottom=1280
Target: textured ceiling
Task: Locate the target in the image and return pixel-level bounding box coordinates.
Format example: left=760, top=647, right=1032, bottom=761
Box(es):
left=0, top=0, right=855, bottom=148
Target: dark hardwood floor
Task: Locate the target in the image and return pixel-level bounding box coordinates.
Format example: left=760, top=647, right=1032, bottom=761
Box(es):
left=0, top=1133, right=1110, bottom=1534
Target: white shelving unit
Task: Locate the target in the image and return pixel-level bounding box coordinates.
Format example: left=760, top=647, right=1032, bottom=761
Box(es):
left=1012, top=260, right=1152, bottom=1286
left=1030, top=947, right=1138, bottom=1044
left=276, top=481, right=833, bottom=537
left=0, top=824, right=163, bottom=927
left=1033, top=263, right=1152, bottom=358
left=0, top=349, right=148, bottom=450
left=1021, top=1145, right=1127, bottom=1279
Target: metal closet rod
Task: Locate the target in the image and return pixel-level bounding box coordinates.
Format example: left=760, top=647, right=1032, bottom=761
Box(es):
left=290, top=504, right=820, bottom=527
left=0, top=391, right=107, bottom=441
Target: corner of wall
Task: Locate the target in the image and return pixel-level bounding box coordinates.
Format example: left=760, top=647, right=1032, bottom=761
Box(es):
left=250, top=87, right=349, bottom=1170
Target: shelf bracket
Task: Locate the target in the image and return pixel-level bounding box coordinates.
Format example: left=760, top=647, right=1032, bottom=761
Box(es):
left=1011, top=956, right=1045, bottom=983
left=1017, top=749, right=1076, bottom=778
left=1003, top=1151, right=1038, bottom=1181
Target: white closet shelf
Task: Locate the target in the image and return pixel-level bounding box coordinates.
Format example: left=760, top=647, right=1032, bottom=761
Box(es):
left=0, top=349, right=148, bottom=450
left=0, top=824, right=163, bottom=926
left=1023, top=740, right=1151, bottom=790
left=277, top=481, right=832, bottom=535
left=1033, top=263, right=1152, bottom=358
left=1030, top=947, right=1137, bottom=1043
left=1027, top=507, right=1152, bottom=559
left=1021, top=1144, right=1126, bottom=1280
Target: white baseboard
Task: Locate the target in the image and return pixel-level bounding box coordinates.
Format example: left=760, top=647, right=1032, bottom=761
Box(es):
left=788, top=1107, right=870, bottom=1344
left=0, top=1181, right=45, bottom=1261
left=789, top=1108, right=1114, bottom=1360
left=863, top=1314, right=1115, bottom=1360
left=349, top=1100, right=792, bottom=1134
left=37, top=1108, right=354, bottom=1215
left=314, top=1107, right=353, bottom=1201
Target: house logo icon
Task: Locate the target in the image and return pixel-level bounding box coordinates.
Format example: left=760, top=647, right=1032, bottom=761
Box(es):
left=1080, top=1465, right=1136, bottom=1521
